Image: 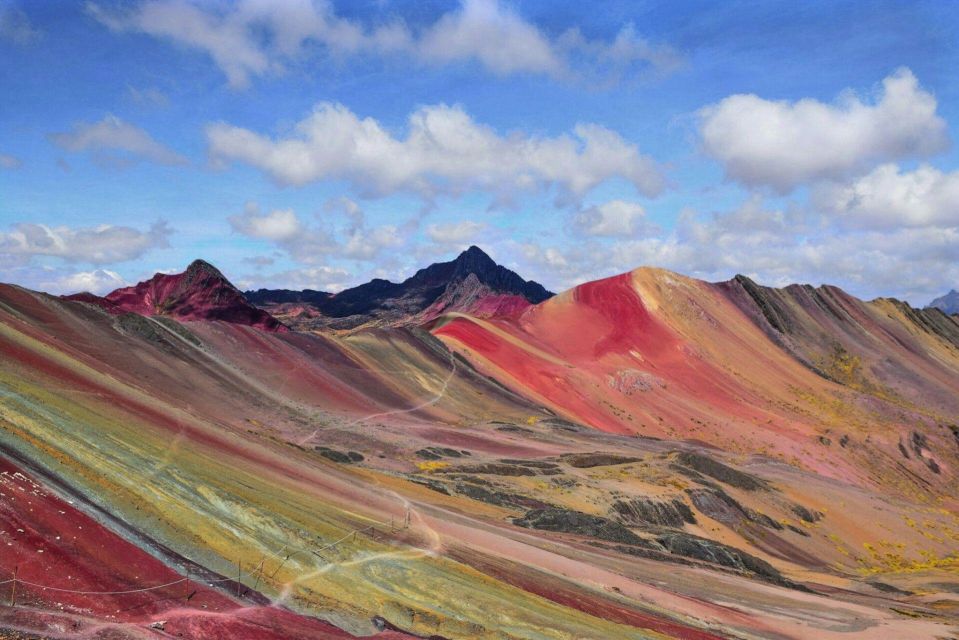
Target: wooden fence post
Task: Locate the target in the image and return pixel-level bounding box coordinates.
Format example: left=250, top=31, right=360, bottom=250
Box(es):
left=10, top=566, right=17, bottom=608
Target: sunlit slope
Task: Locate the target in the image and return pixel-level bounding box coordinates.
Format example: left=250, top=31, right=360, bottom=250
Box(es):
left=433, top=268, right=959, bottom=494
left=0, top=287, right=660, bottom=639
left=1, top=282, right=958, bottom=638
left=721, top=275, right=959, bottom=416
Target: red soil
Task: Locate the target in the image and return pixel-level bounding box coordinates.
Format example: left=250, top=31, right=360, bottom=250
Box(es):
left=0, top=457, right=411, bottom=639
left=434, top=271, right=792, bottom=437
left=103, top=260, right=286, bottom=332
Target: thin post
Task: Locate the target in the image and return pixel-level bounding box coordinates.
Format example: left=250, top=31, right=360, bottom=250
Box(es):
left=405, top=508, right=411, bottom=528
left=9, top=566, right=17, bottom=608
left=390, top=516, right=394, bottom=533
left=252, top=559, right=265, bottom=593
left=236, top=560, right=242, bottom=597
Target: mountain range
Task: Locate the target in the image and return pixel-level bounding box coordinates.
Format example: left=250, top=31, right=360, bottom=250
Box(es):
left=929, top=289, right=959, bottom=315
left=2, top=248, right=958, bottom=639
left=245, top=245, right=554, bottom=330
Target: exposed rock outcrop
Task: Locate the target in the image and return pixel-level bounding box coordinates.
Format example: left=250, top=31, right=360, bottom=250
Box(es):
left=245, top=246, right=553, bottom=329
left=611, top=497, right=696, bottom=527
left=513, top=508, right=645, bottom=545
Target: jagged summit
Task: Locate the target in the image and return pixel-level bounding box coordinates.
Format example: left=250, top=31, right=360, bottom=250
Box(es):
left=183, top=258, right=224, bottom=277
left=245, top=246, right=554, bottom=330
left=928, top=289, right=959, bottom=315
left=412, top=245, right=552, bottom=303
left=65, top=259, right=286, bottom=332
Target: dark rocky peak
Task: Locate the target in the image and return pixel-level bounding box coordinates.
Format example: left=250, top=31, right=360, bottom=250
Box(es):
left=928, top=289, right=959, bottom=315
left=244, top=288, right=332, bottom=306
left=407, top=246, right=552, bottom=303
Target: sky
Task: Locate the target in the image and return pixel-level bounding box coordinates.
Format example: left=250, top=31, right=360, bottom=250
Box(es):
left=1, top=0, right=959, bottom=304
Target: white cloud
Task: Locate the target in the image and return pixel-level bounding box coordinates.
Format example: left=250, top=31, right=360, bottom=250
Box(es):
left=237, top=266, right=352, bottom=293
left=571, top=199, right=652, bottom=237
left=88, top=0, right=678, bottom=88
left=207, top=102, right=664, bottom=200
left=53, top=269, right=126, bottom=294
left=50, top=115, right=187, bottom=167
left=0, top=153, right=21, bottom=170
left=815, top=163, right=959, bottom=229
left=0, top=220, right=172, bottom=266
left=426, top=221, right=486, bottom=245
left=228, top=201, right=400, bottom=264
left=228, top=204, right=302, bottom=242
left=517, top=242, right=570, bottom=271
left=699, top=68, right=948, bottom=192
left=0, top=4, right=40, bottom=44
left=341, top=223, right=402, bottom=260
left=88, top=0, right=271, bottom=89
left=507, top=191, right=959, bottom=304
left=418, top=0, right=560, bottom=77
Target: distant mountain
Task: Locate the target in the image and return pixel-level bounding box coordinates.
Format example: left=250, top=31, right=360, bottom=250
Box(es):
left=245, top=289, right=332, bottom=306
left=65, top=259, right=287, bottom=332
left=928, top=289, right=959, bottom=315
left=245, top=246, right=554, bottom=330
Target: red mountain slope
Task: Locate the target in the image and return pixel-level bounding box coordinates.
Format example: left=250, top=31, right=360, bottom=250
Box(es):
left=433, top=267, right=959, bottom=493
left=67, top=259, right=286, bottom=332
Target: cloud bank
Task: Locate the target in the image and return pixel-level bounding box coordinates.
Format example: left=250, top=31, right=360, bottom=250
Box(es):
left=0, top=220, right=172, bottom=266
left=51, top=115, right=187, bottom=167
left=699, top=69, right=948, bottom=192
left=207, top=102, right=664, bottom=200
left=88, top=0, right=680, bottom=88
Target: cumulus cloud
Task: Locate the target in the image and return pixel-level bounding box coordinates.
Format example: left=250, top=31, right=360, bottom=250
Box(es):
left=228, top=203, right=302, bottom=242
left=236, top=266, right=352, bottom=293
left=0, top=153, right=21, bottom=170
left=815, top=163, right=959, bottom=229
left=50, top=115, right=187, bottom=167
left=207, top=102, right=664, bottom=201
left=0, top=220, right=172, bottom=266
left=0, top=3, right=40, bottom=44
left=426, top=220, right=487, bottom=245
left=229, top=201, right=400, bottom=264
left=571, top=199, right=653, bottom=237
left=699, top=68, right=948, bottom=192
left=417, top=0, right=560, bottom=77
left=88, top=0, right=678, bottom=88
left=53, top=269, right=126, bottom=294
left=508, top=191, right=959, bottom=304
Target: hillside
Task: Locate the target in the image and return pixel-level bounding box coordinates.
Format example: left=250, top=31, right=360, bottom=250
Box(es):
left=0, top=262, right=957, bottom=639
left=246, top=246, right=553, bottom=330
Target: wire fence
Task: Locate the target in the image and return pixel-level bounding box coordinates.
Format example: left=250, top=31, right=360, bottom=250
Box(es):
left=3, top=508, right=414, bottom=607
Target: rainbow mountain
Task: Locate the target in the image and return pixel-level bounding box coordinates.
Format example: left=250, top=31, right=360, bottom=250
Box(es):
left=0, top=247, right=957, bottom=639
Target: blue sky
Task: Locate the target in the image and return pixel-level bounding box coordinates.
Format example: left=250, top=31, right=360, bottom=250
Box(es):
left=2, top=0, right=958, bottom=303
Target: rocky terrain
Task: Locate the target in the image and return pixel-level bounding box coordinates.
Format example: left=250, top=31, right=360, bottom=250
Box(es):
left=929, top=289, right=959, bottom=315
left=0, top=252, right=956, bottom=639
left=65, top=259, right=286, bottom=332
left=245, top=246, right=553, bottom=330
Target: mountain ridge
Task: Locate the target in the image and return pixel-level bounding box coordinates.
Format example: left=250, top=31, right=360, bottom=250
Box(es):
left=928, top=288, right=959, bottom=315
left=246, top=245, right=554, bottom=330
left=7, top=251, right=959, bottom=639
left=65, top=258, right=287, bottom=332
